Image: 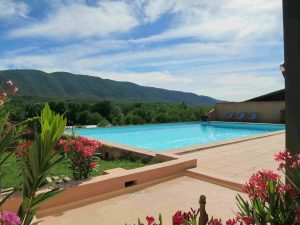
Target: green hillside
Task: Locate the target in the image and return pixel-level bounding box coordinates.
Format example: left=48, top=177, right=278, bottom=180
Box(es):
left=0, top=69, right=218, bottom=105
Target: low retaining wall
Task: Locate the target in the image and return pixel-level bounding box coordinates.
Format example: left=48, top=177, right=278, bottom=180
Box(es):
left=99, top=140, right=156, bottom=161
left=2, top=156, right=196, bottom=216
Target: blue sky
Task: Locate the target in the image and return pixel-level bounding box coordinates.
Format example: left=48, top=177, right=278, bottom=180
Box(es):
left=0, top=0, right=284, bottom=101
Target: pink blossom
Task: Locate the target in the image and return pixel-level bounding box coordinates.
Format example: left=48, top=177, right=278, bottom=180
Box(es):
left=172, top=211, right=185, bottom=225
left=274, top=150, right=292, bottom=170
left=146, top=216, right=155, bottom=225
left=243, top=169, right=280, bottom=201
left=64, top=145, right=70, bottom=153
left=89, top=162, right=97, bottom=168
left=278, top=183, right=292, bottom=194
left=212, top=219, right=223, bottom=225
left=10, top=87, right=18, bottom=93
left=1, top=92, right=7, bottom=97
left=241, top=217, right=252, bottom=225
left=57, top=139, right=66, bottom=147
left=226, top=218, right=236, bottom=225
left=1, top=211, right=21, bottom=225
left=6, top=80, right=13, bottom=86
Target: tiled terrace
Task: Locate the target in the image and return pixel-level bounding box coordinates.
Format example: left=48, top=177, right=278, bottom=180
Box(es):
left=186, top=133, right=285, bottom=183
left=40, top=176, right=244, bottom=225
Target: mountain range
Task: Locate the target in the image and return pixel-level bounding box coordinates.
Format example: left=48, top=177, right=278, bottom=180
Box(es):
left=0, top=69, right=219, bottom=105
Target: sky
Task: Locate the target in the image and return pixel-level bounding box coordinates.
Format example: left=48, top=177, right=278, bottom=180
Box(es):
left=0, top=0, right=284, bottom=101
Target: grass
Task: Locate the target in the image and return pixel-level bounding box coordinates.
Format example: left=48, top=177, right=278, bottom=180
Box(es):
left=0, top=153, right=154, bottom=189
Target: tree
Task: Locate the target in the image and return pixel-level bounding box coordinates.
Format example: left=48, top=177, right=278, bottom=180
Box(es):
left=86, top=112, right=102, bottom=125
left=93, top=101, right=113, bottom=119
left=76, top=110, right=89, bottom=125
left=66, top=102, right=81, bottom=125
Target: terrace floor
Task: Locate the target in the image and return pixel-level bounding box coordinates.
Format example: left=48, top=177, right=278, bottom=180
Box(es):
left=39, top=132, right=285, bottom=225
left=40, top=176, right=243, bottom=225
left=186, top=132, right=285, bottom=183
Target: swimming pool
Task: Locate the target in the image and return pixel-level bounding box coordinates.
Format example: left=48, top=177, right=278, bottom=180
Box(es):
left=68, top=122, right=285, bottom=151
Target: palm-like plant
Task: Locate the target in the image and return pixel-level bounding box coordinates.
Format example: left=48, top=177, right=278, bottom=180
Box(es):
left=17, top=104, right=67, bottom=225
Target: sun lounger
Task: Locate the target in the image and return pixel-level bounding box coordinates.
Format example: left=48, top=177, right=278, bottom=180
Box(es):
left=226, top=112, right=235, bottom=121
left=236, top=112, right=246, bottom=122
left=247, top=112, right=258, bottom=122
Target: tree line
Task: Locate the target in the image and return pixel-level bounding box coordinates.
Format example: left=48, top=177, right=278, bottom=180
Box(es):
left=10, top=100, right=211, bottom=127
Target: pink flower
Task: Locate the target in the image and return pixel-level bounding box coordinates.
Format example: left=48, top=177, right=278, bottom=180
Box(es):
left=1, top=211, right=21, bottom=225
left=17, top=141, right=32, bottom=151
left=146, top=216, right=155, bottom=225
left=1, top=92, right=7, bottom=97
left=212, top=219, right=223, bottom=225
left=274, top=150, right=292, bottom=170
left=51, top=149, right=57, bottom=156
left=11, top=87, right=18, bottom=93
left=89, top=162, right=97, bottom=168
left=172, top=211, right=185, bottom=225
left=6, top=80, right=13, bottom=86
left=64, top=145, right=70, bottom=153
left=243, top=169, right=280, bottom=201
left=278, top=184, right=292, bottom=194
left=57, top=139, right=66, bottom=147
left=241, top=217, right=252, bottom=225
left=226, top=218, right=236, bottom=225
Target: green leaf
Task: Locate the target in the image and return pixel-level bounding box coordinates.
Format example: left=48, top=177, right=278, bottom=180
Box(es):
left=30, top=221, right=43, bottom=225
left=0, top=130, right=14, bottom=154
left=0, top=112, right=9, bottom=134
left=158, top=213, right=162, bottom=225
left=0, top=189, right=16, bottom=207
left=30, top=189, right=62, bottom=210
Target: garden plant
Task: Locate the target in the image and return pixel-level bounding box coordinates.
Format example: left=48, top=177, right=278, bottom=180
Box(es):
left=0, top=81, right=21, bottom=225
left=0, top=80, right=71, bottom=225
left=57, top=136, right=101, bottom=180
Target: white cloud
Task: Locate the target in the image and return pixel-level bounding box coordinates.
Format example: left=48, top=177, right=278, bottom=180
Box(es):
left=201, top=74, right=284, bottom=101
left=9, top=1, right=138, bottom=39
left=131, top=0, right=282, bottom=44
left=143, top=0, right=176, bottom=23
left=0, top=1, right=29, bottom=19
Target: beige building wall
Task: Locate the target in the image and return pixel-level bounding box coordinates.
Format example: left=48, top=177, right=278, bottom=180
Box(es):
left=208, top=101, right=285, bottom=124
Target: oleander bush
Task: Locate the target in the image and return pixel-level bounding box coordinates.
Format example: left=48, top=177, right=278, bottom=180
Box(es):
left=0, top=81, right=21, bottom=225
left=57, top=136, right=102, bottom=180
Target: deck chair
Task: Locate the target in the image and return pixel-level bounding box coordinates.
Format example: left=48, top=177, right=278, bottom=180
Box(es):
left=247, top=112, right=259, bottom=122
left=226, top=112, right=235, bottom=121
left=236, top=112, right=246, bottom=122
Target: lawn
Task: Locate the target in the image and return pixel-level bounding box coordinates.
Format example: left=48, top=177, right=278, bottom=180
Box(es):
left=0, top=153, right=154, bottom=189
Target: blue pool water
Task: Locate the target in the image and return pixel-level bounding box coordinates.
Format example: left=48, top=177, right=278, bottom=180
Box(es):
left=68, top=122, right=285, bottom=151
